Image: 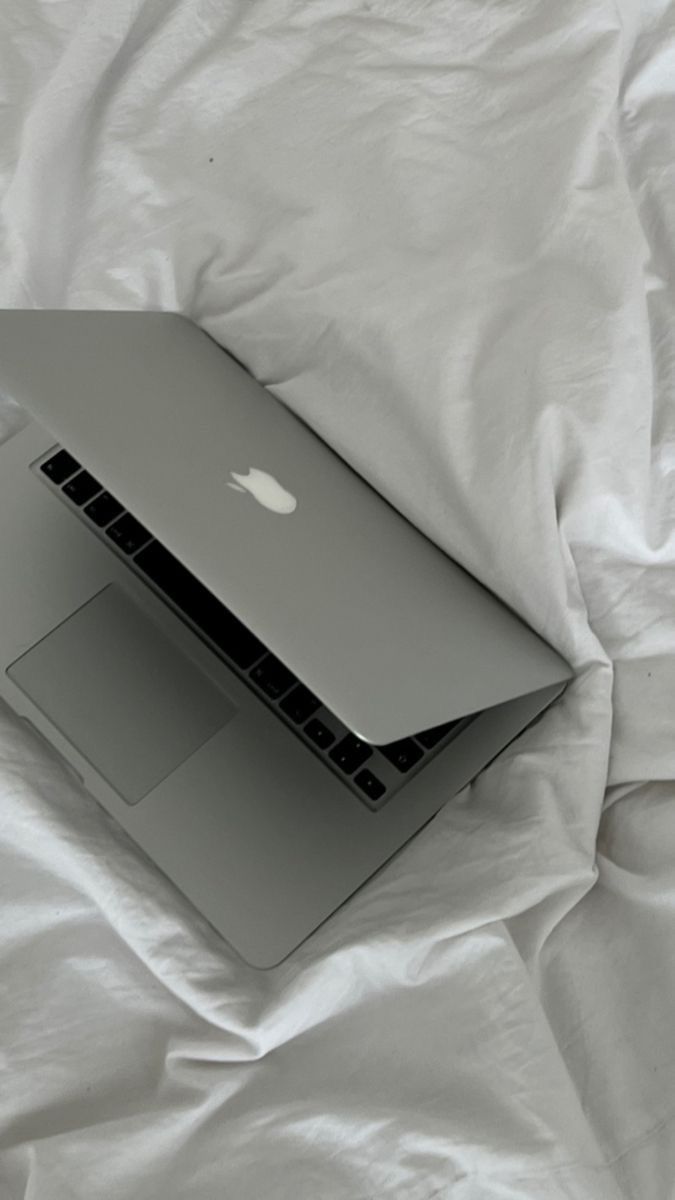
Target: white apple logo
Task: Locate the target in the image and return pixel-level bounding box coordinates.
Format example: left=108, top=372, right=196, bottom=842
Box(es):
left=227, top=468, right=297, bottom=514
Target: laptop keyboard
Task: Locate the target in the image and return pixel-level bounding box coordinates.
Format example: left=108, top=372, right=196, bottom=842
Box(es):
left=36, top=447, right=475, bottom=809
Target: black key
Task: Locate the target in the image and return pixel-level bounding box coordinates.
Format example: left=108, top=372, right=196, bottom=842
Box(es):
left=329, top=734, right=373, bottom=775
left=379, top=737, right=424, bottom=773
left=202, top=607, right=266, bottom=669
left=280, top=684, right=321, bottom=724
left=415, top=719, right=462, bottom=750
left=249, top=654, right=296, bottom=700
left=354, top=769, right=386, bottom=804
left=106, top=513, right=152, bottom=555
left=134, top=541, right=266, bottom=669
left=62, top=470, right=102, bottom=506
left=84, top=491, right=124, bottom=527
left=40, top=449, right=80, bottom=484
left=136, top=541, right=205, bottom=610
left=305, top=718, right=335, bottom=750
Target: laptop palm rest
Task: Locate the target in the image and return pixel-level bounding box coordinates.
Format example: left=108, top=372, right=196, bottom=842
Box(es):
left=6, top=584, right=236, bottom=804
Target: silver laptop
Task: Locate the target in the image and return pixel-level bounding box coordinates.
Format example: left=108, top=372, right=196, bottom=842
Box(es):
left=0, top=311, right=571, bottom=966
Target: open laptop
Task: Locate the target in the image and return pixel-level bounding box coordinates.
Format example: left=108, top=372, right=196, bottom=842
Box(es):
left=0, top=311, right=571, bottom=967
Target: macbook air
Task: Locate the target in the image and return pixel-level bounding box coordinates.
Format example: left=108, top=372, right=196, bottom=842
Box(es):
left=0, top=311, right=571, bottom=966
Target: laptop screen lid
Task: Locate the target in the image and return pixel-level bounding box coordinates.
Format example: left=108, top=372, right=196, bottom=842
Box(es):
left=0, top=310, right=570, bottom=744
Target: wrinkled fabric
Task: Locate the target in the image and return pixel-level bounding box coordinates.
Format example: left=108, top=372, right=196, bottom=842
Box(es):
left=0, top=1, right=674, bottom=1197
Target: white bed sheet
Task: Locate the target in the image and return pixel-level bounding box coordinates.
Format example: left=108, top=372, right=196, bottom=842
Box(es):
left=0, top=2, right=674, bottom=1197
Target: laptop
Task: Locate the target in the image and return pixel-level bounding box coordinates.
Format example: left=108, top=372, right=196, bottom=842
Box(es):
left=0, top=311, right=571, bottom=967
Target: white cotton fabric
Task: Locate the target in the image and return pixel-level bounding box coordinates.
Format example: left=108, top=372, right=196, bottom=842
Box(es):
left=0, top=2, right=674, bottom=1197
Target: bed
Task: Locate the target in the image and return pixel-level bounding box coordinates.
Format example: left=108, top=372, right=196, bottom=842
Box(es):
left=1, top=2, right=674, bottom=1197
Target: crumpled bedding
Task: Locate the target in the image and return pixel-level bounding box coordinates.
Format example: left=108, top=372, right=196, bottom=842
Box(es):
left=0, top=2, right=674, bottom=1198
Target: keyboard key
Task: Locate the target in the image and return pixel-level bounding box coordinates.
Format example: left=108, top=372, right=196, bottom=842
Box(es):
left=249, top=654, right=296, bottom=700
left=201, top=607, right=267, bottom=669
left=40, top=449, right=80, bottom=484
left=354, top=769, right=386, bottom=804
left=62, top=470, right=102, bottom=506
left=106, top=513, right=152, bottom=555
left=136, top=541, right=205, bottom=607
left=134, top=541, right=266, bottom=669
left=280, top=684, right=321, bottom=724
left=329, top=734, right=373, bottom=775
left=84, top=491, right=124, bottom=527
left=415, top=719, right=462, bottom=750
left=379, top=737, right=424, bottom=773
left=305, top=718, right=335, bottom=750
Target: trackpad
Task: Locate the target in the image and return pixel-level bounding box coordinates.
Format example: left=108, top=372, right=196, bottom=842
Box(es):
left=7, top=584, right=236, bottom=804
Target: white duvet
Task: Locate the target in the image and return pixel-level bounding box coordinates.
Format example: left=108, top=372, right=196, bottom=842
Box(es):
left=1, top=2, right=674, bottom=1198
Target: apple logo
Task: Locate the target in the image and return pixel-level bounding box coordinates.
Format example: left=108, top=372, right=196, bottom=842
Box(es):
left=227, top=468, right=298, bottom=514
